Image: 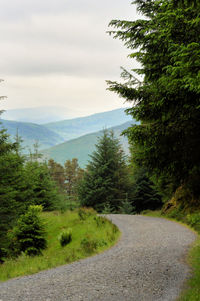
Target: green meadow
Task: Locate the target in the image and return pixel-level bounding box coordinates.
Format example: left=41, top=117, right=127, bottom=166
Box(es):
left=0, top=209, right=120, bottom=281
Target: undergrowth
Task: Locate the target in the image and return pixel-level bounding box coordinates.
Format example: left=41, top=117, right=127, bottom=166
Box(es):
left=0, top=208, right=120, bottom=281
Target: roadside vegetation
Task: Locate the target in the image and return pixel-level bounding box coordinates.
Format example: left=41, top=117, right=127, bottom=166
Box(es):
left=0, top=208, right=120, bottom=281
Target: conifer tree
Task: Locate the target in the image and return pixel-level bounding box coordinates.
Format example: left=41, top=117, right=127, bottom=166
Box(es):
left=8, top=205, right=47, bottom=257
left=131, top=169, right=162, bottom=213
left=78, top=130, right=130, bottom=212
left=108, top=0, right=200, bottom=202
left=0, top=84, right=27, bottom=259
left=0, top=129, right=25, bottom=257
left=23, top=161, right=60, bottom=211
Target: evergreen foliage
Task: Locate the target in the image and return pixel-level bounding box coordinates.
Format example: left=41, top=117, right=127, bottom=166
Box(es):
left=78, top=130, right=130, bottom=212
left=22, top=160, right=61, bottom=211
left=0, top=116, right=64, bottom=261
left=173, top=0, right=200, bottom=7
left=0, top=129, right=26, bottom=254
left=8, top=205, right=47, bottom=257
left=131, top=169, right=162, bottom=213
left=108, top=0, right=200, bottom=203
left=43, top=121, right=132, bottom=167
left=119, top=198, right=135, bottom=214
left=58, top=229, right=72, bottom=247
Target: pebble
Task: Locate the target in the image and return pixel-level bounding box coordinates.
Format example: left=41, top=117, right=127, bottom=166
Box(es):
left=0, top=215, right=196, bottom=301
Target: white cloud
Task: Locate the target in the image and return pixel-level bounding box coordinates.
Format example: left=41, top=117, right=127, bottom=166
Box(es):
left=0, top=0, right=139, bottom=114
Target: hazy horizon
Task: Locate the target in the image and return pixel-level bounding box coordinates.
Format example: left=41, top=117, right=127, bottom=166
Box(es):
left=1, top=105, right=131, bottom=124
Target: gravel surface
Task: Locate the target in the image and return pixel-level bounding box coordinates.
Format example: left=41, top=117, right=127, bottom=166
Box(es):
left=0, top=215, right=196, bottom=301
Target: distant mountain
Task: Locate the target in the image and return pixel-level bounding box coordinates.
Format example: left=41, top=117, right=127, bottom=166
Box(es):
left=44, top=108, right=132, bottom=141
left=0, top=108, right=135, bottom=157
left=1, top=106, right=84, bottom=124
left=42, top=121, right=135, bottom=167
left=0, top=119, right=64, bottom=151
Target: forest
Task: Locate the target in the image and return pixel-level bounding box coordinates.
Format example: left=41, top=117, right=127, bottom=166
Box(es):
left=0, top=1, right=199, bottom=291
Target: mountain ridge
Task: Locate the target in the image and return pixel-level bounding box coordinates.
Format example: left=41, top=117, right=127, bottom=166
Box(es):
left=0, top=119, right=64, bottom=151
left=0, top=108, right=134, bottom=161
left=44, top=108, right=131, bottom=141
left=42, top=121, right=135, bottom=167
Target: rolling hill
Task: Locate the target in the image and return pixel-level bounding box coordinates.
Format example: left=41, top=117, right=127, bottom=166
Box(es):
left=0, top=108, right=135, bottom=158
left=44, top=108, right=132, bottom=141
left=0, top=119, right=64, bottom=151
left=42, top=121, right=135, bottom=167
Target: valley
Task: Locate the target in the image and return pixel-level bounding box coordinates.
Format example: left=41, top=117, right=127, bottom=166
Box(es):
left=0, top=107, right=135, bottom=165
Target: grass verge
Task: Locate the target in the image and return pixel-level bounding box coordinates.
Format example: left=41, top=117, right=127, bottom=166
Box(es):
left=142, top=210, right=200, bottom=301
left=0, top=208, right=120, bottom=281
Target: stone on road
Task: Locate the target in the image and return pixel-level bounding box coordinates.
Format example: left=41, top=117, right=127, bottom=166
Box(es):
left=0, top=215, right=196, bottom=301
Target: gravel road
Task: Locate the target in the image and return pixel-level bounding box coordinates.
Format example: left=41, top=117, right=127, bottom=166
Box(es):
left=0, top=215, right=196, bottom=301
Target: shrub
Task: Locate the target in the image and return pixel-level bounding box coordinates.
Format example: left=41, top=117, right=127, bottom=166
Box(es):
left=81, top=236, right=98, bottom=253
left=94, top=216, right=107, bottom=227
left=78, top=208, right=88, bottom=220
left=8, top=205, right=47, bottom=257
left=58, top=229, right=72, bottom=247
left=101, top=202, right=115, bottom=214
left=119, top=199, right=135, bottom=214
left=186, top=213, right=200, bottom=231
left=0, top=248, right=7, bottom=264
left=166, top=207, right=185, bottom=221
left=97, top=239, right=108, bottom=247
left=78, top=207, right=95, bottom=220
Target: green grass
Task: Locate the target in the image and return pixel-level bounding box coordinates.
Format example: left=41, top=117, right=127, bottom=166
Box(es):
left=142, top=209, right=200, bottom=301
left=179, top=237, right=200, bottom=301
left=0, top=209, right=120, bottom=282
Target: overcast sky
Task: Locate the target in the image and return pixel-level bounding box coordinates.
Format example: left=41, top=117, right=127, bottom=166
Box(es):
left=0, top=0, right=139, bottom=116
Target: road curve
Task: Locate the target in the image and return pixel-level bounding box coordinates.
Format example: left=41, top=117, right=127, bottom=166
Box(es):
left=0, top=215, right=196, bottom=301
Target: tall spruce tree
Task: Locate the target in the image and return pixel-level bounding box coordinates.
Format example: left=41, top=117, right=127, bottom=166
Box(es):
left=131, top=168, right=162, bottom=213
left=78, top=130, right=130, bottom=212
left=0, top=84, right=27, bottom=259
left=23, top=161, right=61, bottom=211
left=108, top=0, right=200, bottom=204
left=0, top=128, right=26, bottom=258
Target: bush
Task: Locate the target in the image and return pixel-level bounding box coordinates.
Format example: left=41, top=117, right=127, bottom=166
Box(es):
left=94, top=216, right=107, bottom=227
left=165, top=207, right=185, bottom=221
left=78, top=207, right=96, bottom=220
left=119, top=199, right=135, bottom=214
left=80, top=236, right=98, bottom=253
left=60, top=196, right=80, bottom=213
left=186, top=213, right=200, bottom=231
left=0, top=248, right=7, bottom=264
left=58, top=229, right=72, bottom=247
left=101, top=202, right=115, bottom=214
left=8, top=205, right=47, bottom=257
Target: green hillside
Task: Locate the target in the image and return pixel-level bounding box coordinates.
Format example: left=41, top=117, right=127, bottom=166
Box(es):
left=42, top=121, right=135, bottom=167
left=44, top=108, right=132, bottom=141
left=0, top=119, right=64, bottom=152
